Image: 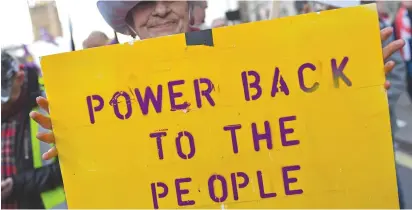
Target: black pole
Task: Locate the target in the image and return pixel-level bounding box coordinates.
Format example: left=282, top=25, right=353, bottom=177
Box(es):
left=114, top=31, right=119, bottom=43
left=69, top=16, right=75, bottom=51
left=108, top=30, right=119, bottom=45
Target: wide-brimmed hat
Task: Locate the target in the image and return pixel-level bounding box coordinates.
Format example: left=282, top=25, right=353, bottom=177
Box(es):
left=317, top=0, right=360, bottom=8
left=97, top=1, right=140, bottom=35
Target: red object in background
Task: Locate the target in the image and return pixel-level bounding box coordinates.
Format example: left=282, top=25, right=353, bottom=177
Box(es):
left=379, top=11, right=391, bottom=25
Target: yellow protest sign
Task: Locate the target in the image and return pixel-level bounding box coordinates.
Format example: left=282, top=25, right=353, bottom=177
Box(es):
left=40, top=4, right=399, bottom=209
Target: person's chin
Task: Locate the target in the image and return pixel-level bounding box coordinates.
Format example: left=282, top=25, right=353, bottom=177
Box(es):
left=150, top=31, right=176, bottom=38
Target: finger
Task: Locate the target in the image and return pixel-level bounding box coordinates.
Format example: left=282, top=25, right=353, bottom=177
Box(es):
left=384, top=81, right=391, bottom=90
left=380, top=27, right=393, bottom=42
left=42, top=147, right=58, bottom=160
left=384, top=60, right=395, bottom=75
left=29, top=111, right=52, bottom=130
left=36, top=132, right=55, bottom=144
left=36, top=96, right=50, bottom=114
left=383, top=39, right=405, bottom=60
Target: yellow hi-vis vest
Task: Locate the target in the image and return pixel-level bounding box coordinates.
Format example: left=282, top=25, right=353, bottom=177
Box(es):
left=30, top=77, right=67, bottom=209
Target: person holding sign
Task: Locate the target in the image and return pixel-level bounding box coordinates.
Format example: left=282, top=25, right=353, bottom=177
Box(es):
left=30, top=0, right=404, bottom=183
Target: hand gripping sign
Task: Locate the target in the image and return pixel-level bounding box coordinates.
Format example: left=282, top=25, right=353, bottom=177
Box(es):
left=40, top=4, right=399, bottom=209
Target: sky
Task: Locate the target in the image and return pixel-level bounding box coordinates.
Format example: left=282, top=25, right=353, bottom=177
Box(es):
left=0, top=0, right=34, bottom=47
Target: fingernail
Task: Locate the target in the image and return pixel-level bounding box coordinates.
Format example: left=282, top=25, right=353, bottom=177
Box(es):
left=42, top=153, right=48, bottom=160
left=29, top=112, right=35, bottom=118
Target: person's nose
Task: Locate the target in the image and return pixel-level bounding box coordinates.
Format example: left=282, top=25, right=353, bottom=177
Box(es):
left=152, top=1, right=170, bottom=17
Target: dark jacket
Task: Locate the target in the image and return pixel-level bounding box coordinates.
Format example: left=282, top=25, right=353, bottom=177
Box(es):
left=2, top=64, right=64, bottom=209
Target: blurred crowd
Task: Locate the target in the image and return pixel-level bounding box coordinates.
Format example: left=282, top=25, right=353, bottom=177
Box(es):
left=1, top=0, right=411, bottom=209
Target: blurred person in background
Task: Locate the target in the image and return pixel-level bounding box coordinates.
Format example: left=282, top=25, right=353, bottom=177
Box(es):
left=1, top=51, right=66, bottom=209
left=83, top=31, right=110, bottom=49
left=211, top=18, right=227, bottom=28
left=294, top=1, right=312, bottom=14
left=29, top=0, right=405, bottom=203
left=192, top=0, right=209, bottom=30
left=376, top=1, right=391, bottom=26
left=395, top=0, right=412, bottom=101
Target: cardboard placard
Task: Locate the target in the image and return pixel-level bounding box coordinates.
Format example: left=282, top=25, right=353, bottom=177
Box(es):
left=40, top=4, right=399, bottom=208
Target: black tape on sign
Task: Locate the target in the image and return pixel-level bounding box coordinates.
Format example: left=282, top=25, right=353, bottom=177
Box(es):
left=185, top=29, right=214, bottom=47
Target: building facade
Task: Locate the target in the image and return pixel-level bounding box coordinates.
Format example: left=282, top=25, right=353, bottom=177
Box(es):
left=28, top=1, right=62, bottom=41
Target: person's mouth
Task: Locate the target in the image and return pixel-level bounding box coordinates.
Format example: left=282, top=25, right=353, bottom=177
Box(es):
left=149, top=21, right=177, bottom=29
